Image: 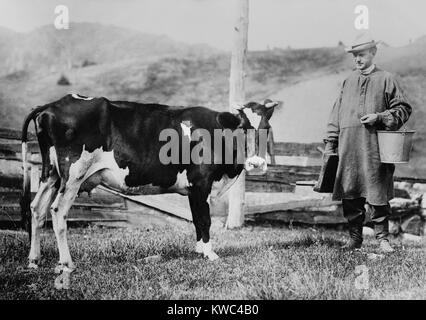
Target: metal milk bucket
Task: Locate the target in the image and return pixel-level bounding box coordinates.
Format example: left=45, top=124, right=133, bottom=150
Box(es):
left=376, top=115, right=415, bottom=163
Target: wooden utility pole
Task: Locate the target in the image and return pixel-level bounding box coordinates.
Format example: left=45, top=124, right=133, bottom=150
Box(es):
left=226, top=0, right=249, bottom=229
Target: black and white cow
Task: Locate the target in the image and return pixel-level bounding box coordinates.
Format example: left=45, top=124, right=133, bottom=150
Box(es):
left=21, top=93, right=277, bottom=271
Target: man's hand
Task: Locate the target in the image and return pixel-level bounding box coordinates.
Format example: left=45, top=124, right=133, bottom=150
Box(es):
left=360, top=113, right=379, bottom=125
left=323, top=142, right=337, bottom=155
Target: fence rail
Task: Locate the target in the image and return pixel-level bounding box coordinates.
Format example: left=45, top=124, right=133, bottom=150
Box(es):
left=0, top=128, right=36, bottom=141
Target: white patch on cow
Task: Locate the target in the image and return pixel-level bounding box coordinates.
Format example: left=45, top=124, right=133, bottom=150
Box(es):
left=168, top=169, right=192, bottom=195
left=49, top=146, right=60, bottom=176
left=202, top=241, right=219, bottom=261
left=73, top=147, right=130, bottom=191
left=243, top=108, right=262, bottom=129
left=245, top=155, right=267, bottom=172
left=195, top=240, right=203, bottom=253
left=180, top=121, right=192, bottom=139
left=96, top=150, right=130, bottom=189
left=71, top=93, right=94, bottom=101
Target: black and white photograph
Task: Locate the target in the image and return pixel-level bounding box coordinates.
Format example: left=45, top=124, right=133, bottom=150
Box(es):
left=0, top=0, right=425, bottom=307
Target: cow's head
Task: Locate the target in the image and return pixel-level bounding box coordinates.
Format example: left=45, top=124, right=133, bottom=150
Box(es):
left=237, top=99, right=278, bottom=173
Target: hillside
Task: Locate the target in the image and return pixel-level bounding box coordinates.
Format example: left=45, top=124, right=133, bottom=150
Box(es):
left=0, top=23, right=424, bottom=177
left=0, top=23, right=216, bottom=76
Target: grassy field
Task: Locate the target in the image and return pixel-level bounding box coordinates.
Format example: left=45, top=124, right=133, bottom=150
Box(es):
left=1, top=221, right=425, bottom=300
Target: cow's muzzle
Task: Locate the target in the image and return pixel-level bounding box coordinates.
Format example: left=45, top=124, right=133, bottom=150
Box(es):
left=244, top=156, right=267, bottom=173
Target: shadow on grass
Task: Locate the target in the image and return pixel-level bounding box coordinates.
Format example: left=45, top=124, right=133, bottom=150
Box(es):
left=218, top=234, right=344, bottom=259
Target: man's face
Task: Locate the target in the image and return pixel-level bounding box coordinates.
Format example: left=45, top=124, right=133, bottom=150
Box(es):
left=352, top=48, right=376, bottom=71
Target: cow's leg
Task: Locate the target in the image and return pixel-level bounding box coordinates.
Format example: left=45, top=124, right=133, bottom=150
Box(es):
left=28, top=172, right=59, bottom=269
left=50, top=176, right=84, bottom=273
left=50, top=183, right=78, bottom=273
left=188, top=194, right=203, bottom=254
left=189, top=186, right=218, bottom=261
left=50, top=150, right=95, bottom=272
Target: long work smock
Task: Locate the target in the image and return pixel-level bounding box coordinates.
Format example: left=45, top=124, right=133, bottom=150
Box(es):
left=324, top=67, right=412, bottom=205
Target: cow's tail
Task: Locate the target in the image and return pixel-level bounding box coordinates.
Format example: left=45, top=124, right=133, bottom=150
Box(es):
left=20, top=105, right=48, bottom=238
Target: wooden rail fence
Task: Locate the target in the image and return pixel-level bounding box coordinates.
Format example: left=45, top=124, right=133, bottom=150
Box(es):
left=1, top=127, right=425, bottom=226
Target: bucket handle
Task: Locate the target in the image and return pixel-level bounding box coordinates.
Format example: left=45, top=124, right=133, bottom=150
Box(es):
left=392, top=111, right=408, bottom=134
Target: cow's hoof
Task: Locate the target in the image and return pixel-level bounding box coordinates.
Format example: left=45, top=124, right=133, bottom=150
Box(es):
left=54, top=264, right=63, bottom=274
left=195, top=241, right=203, bottom=254
left=204, top=251, right=219, bottom=261
left=54, top=262, right=75, bottom=274
left=27, top=261, right=39, bottom=270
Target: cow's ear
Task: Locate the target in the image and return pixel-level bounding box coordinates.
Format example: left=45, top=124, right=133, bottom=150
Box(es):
left=244, top=102, right=260, bottom=109
left=216, top=112, right=241, bottom=129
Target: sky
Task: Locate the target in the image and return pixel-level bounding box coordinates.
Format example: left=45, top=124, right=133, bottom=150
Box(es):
left=0, top=0, right=425, bottom=50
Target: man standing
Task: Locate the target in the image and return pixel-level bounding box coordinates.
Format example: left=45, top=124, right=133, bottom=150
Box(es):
left=324, top=33, right=412, bottom=252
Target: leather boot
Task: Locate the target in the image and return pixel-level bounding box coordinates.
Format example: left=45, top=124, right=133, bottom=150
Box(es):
left=341, top=214, right=364, bottom=250
left=375, top=219, right=394, bottom=253
left=374, top=219, right=389, bottom=241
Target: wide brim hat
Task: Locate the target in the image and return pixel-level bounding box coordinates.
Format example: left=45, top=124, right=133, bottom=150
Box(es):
left=345, top=33, right=380, bottom=53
